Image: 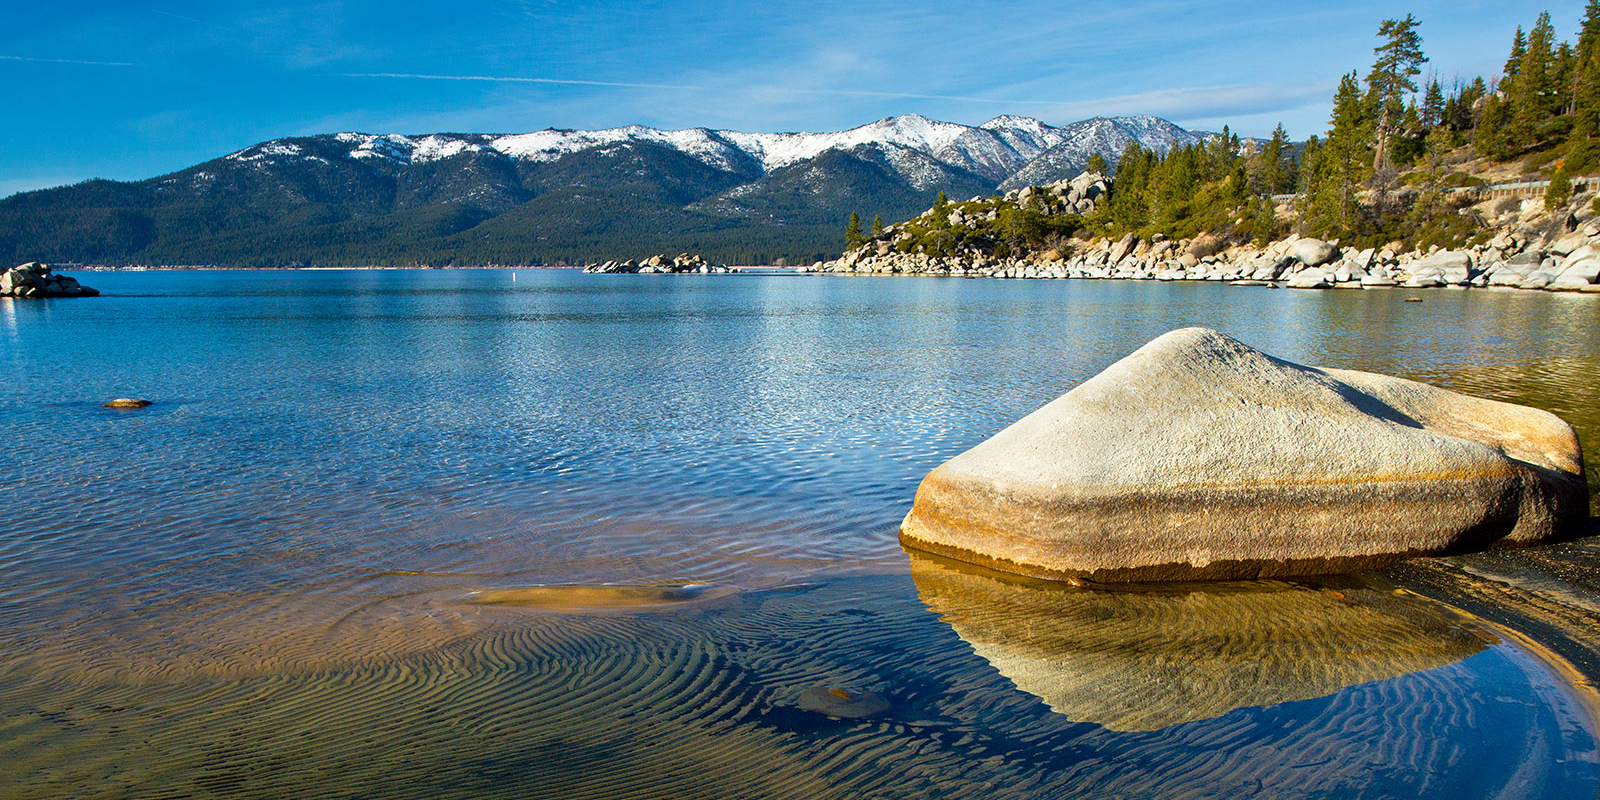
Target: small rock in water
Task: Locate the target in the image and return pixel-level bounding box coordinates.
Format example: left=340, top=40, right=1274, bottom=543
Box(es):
left=795, top=686, right=891, bottom=719
left=459, top=582, right=737, bottom=611
left=104, top=398, right=153, bottom=409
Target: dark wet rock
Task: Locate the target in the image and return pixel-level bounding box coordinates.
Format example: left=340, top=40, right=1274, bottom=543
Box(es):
left=2, top=262, right=99, bottom=298
left=901, top=327, right=1588, bottom=583
left=583, top=254, right=735, bottom=274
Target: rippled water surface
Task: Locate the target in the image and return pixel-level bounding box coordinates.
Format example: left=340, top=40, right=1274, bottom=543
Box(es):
left=3, top=270, right=1599, bottom=799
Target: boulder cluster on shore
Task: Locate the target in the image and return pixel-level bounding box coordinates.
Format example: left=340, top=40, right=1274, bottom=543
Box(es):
left=802, top=177, right=1600, bottom=294
left=582, top=254, right=738, bottom=274
left=1, top=262, right=99, bottom=298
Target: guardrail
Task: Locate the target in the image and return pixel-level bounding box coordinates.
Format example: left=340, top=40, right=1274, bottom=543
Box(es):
left=1268, top=176, right=1596, bottom=204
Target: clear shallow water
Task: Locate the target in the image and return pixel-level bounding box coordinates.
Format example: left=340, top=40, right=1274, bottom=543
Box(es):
left=2, top=271, right=1599, bottom=798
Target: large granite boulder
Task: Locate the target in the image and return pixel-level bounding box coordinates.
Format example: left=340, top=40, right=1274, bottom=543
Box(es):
left=1292, top=238, right=1338, bottom=267
left=1284, top=270, right=1330, bottom=289
left=900, top=328, right=1587, bottom=583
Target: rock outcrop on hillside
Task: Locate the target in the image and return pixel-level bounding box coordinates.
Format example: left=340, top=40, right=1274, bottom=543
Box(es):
left=1, top=262, right=99, bottom=298
left=900, top=327, right=1588, bottom=583
left=583, top=254, right=737, bottom=274
left=809, top=188, right=1600, bottom=294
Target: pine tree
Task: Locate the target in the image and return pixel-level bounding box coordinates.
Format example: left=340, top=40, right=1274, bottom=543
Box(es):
left=1555, top=42, right=1576, bottom=114
left=1574, top=0, right=1600, bottom=137
left=1087, top=153, right=1108, bottom=174
left=1391, top=102, right=1425, bottom=165
left=1500, top=13, right=1557, bottom=150
left=845, top=211, right=864, bottom=248
left=1206, top=125, right=1241, bottom=180
left=870, top=214, right=884, bottom=235
left=1296, top=136, right=1322, bottom=193
left=1422, top=79, right=1445, bottom=127
left=1367, top=15, right=1428, bottom=171
left=1249, top=123, right=1293, bottom=195
left=933, top=191, right=948, bottom=211
left=1547, top=165, right=1573, bottom=210
left=1475, top=95, right=1512, bottom=160
left=1303, top=73, right=1372, bottom=236
left=1505, top=26, right=1528, bottom=85
left=1251, top=196, right=1280, bottom=244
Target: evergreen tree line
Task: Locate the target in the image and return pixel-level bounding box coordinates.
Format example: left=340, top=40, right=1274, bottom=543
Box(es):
left=1297, top=5, right=1600, bottom=247
left=995, top=5, right=1600, bottom=254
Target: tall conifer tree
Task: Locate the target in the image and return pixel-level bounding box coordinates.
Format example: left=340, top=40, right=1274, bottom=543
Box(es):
left=1421, top=79, right=1445, bottom=128
left=1367, top=15, right=1427, bottom=170
left=1574, top=0, right=1600, bottom=137
left=1508, top=12, right=1558, bottom=149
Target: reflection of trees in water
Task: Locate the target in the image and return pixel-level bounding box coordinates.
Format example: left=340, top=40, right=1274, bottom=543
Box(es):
left=911, top=551, right=1490, bottom=731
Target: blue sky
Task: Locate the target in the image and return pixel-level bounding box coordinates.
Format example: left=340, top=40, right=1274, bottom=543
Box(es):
left=1, top=0, right=1583, bottom=197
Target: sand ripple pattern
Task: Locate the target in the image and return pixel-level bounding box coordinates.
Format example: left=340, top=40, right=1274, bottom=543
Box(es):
left=1, top=575, right=1596, bottom=800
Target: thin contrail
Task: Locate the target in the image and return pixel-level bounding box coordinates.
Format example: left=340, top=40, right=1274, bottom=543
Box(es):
left=0, top=55, right=136, bottom=67
left=339, top=72, right=1063, bottom=105
left=151, top=9, right=238, bottom=32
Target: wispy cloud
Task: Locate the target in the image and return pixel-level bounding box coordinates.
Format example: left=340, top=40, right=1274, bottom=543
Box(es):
left=340, top=70, right=1100, bottom=106
left=0, top=55, right=136, bottom=67
left=1039, top=83, right=1333, bottom=125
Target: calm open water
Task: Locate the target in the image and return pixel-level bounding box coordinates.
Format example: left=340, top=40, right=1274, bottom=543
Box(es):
left=3, top=270, right=1599, bottom=799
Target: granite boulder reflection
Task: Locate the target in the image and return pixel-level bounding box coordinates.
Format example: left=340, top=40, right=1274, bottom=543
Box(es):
left=909, top=551, right=1492, bottom=731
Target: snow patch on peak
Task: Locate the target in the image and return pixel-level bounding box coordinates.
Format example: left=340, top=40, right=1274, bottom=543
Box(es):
left=490, top=126, right=749, bottom=172
left=981, top=115, right=1051, bottom=131
left=227, top=141, right=303, bottom=162
left=338, top=133, right=417, bottom=161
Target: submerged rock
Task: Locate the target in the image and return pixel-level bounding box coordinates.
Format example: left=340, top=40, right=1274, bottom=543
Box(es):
left=900, top=327, right=1587, bottom=583
left=794, top=686, right=891, bottom=719
left=103, top=398, right=153, bottom=409
left=458, top=582, right=738, bottom=611
left=909, top=552, right=1488, bottom=731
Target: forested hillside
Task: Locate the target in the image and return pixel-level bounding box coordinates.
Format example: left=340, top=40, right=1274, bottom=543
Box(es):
left=0, top=115, right=1193, bottom=267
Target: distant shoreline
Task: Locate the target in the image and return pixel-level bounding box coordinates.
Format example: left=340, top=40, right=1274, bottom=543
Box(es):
left=67, top=264, right=792, bottom=271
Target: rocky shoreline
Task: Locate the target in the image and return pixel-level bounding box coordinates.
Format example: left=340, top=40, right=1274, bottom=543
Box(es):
left=802, top=174, right=1600, bottom=294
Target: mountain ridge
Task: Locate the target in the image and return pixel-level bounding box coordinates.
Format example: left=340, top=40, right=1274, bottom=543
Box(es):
left=2, top=114, right=1202, bottom=266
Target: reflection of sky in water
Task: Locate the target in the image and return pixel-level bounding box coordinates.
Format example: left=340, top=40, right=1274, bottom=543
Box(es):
left=1, top=271, right=1598, bottom=798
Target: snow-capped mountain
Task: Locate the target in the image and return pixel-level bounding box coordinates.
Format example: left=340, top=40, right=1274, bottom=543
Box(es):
left=7, top=113, right=1204, bottom=266
left=228, top=113, right=1198, bottom=188
left=996, top=116, right=1199, bottom=191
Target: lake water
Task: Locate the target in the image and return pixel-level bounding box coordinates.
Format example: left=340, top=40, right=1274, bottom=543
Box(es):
left=3, top=270, right=1599, bottom=799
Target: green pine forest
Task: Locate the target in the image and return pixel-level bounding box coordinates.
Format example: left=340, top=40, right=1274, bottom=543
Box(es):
left=853, top=3, right=1600, bottom=258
